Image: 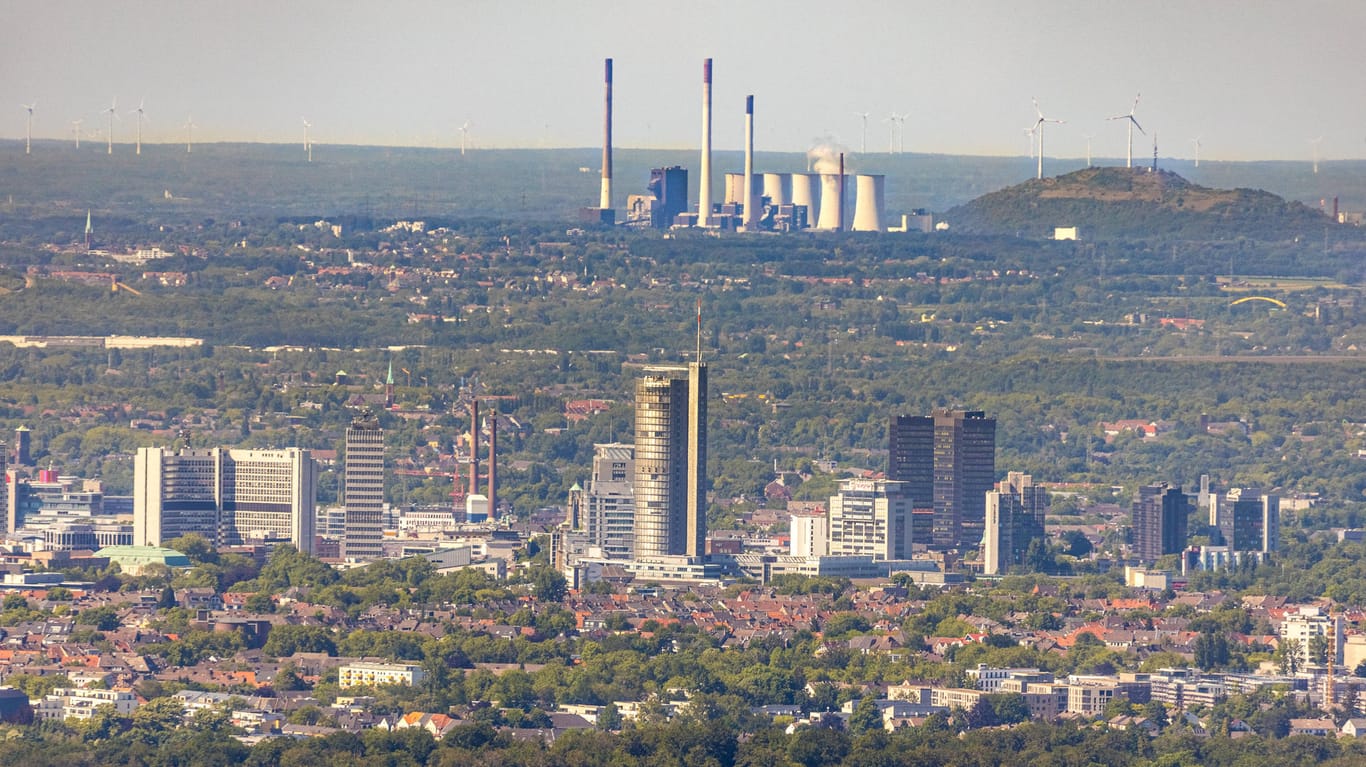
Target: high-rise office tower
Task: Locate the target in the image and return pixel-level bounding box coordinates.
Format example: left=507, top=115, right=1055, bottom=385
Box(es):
left=827, top=478, right=913, bottom=560
left=982, top=472, right=1050, bottom=575
left=133, top=447, right=316, bottom=554
left=343, top=414, right=385, bottom=562
left=1215, top=488, right=1279, bottom=553
left=13, top=427, right=29, bottom=466
left=585, top=442, right=635, bottom=559
left=888, top=409, right=996, bottom=549
left=632, top=363, right=707, bottom=560
left=1132, top=483, right=1189, bottom=563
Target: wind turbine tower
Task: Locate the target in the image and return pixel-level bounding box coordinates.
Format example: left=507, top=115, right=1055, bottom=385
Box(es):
left=853, top=111, right=869, bottom=154
left=72, top=119, right=82, bottom=149
left=21, top=102, right=35, bottom=155
left=184, top=116, right=196, bottom=153
left=301, top=118, right=312, bottom=162
left=131, top=100, right=147, bottom=156
left=1108, top=93, right=1144, bottom=168
left=104, top=99, right=117, bottom=155
left=1082, top=133, right=1095, bottom=167
left=1031, top=98, right=1064, bottom=180
left=1311, top=137, right=1323, bottom=174
left=1190, top=137, right=1202, bottom=168
left=459, top=121, right=470, bottom=156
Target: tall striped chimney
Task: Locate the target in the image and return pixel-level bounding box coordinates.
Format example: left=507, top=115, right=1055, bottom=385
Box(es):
left=487, top=408, right=498, bottom=520
left=600, top=58, right=613, bottom=211
left=742, top=95, right=756, bottom=230
left=698, top=58, right=713, bottom=226
left=468, top=399, right=479, bottom=499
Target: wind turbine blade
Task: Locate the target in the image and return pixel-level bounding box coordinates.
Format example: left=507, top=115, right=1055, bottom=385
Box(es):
left=1131, top=117, right=1145, bottom=134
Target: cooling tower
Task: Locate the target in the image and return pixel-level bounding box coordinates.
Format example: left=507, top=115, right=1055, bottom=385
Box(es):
left=763, top=173, right=791, bottom=206
left=790, top=173, right=819, bottom=228
left=600, top=58, right=613, bottom=210
left=851, top=174, right=885, bottom=232
left=816, top=173, right=845, bottom=230
left=698, top=59, right=713, bottom=226
left=724, top=173, right=746, bottom=205
left=742, top=95, right=756, bottom=230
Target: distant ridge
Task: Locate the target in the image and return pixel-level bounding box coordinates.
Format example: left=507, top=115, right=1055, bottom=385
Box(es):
left=944, top=166, right=1331, bottom=240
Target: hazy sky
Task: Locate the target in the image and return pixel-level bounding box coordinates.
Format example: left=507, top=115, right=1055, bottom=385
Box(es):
left=5, top=0, right=1364, bottom=161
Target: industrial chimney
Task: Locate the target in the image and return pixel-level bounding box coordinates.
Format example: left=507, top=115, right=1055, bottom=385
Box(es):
left=600, top=58, right=613, bottom=211
left=742, top=95, right=756, bottom=230
left=487, top=408, right=498, bottom=520
left=698, top=58, right=713, bottom=226
left=468, top=399, right=479, bottom=499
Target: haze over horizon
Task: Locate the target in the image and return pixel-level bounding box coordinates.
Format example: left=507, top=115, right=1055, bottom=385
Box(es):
left=5, top=1, right=1365, bottom=163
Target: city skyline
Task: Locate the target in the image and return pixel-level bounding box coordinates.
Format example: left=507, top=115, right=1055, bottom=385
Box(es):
left=4, top=2, right=1365, bottom=162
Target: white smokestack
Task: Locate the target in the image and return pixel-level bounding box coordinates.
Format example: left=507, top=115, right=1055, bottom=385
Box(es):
left=698, top=58, right=713, bottom=226
left=600, top=58, right=613, bottom=210
left=742, top=95, right=756, bottom=230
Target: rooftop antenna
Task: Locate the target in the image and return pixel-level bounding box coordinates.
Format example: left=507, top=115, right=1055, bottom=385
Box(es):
left=1031, top=97, right=1064, bottom=180
left=1190, top=136, right=1202, bottom=168
left=71, top=118, right=82, bottom=149
left=104, top=98, right=118, bottom=155
left=301, top=117, right=312, bottom=162
left=184, top=115, right=196, bottom=153
left=1081, top=133, right=1094, bottom=167
left=1311, top=136, right=1323, bottom=174
left=130, top=99, right=147, bottom=156
left=21, top=102, right=35, bottom=155
left=1107, top=92, right=1144, bottom=168
left=459, top=121, right=471, bottom=156
left=695, top=297, right=702, bottom=363
left=853, top=111, right=869, bottom=153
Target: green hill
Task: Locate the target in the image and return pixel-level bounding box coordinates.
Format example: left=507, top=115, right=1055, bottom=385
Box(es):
left=943, top=166, right=1333, bottom=241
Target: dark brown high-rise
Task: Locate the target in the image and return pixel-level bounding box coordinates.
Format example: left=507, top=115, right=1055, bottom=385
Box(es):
left=888, top=409, right=996, bottom=549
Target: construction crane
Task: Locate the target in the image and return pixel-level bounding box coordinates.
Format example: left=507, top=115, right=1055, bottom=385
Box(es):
left=110, top=276, right=142, bottom=296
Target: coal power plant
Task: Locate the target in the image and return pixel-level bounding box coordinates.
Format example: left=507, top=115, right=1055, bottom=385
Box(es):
left=586, top=57, right=895, bottom=233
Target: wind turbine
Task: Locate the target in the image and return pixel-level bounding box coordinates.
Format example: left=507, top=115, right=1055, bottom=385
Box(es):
left=1310, top=136, right=1323, bottom=174
left=184, top=116, right=196, bottom=154
left=853, top=111, right=869, bottom=153
left=1031, top=98, right=1064, bottom=180
left=1023, top=125, right=1037, bottom=159
left=1190, top=137, right=1202, bottom=168
left=1081, top=133, right=1095, bottom=167
left=1107, top=92, right=1144, bottom=168
left=130, top=99, right=147, bottom=156
left=104, top=98, right=118, bottom=155
left=71, top=119, right=82, bottom=149
left=301, top=118, right=312, bottom=162
left=459, top=120, right=471, bottom=156
left=21, top=102, right=35, bottom=155
left=894, top=113, right=907, bottom=154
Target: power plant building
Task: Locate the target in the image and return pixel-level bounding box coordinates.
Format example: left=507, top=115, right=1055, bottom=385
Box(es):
left=343, top=414, right=385, bottom=562
left=627, top=167, right=688, bottom=229
left=632, top=363, right=707, bottom=561
left=133, top=447, right=317, bottom=554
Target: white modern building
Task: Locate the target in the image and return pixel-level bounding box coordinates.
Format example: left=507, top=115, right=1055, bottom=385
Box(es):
left=789, top=510, right=829, bottom=558
left=35, top=687, right=138, bottom=721
left=585, top=442, right=635, bottom=559
left=133, top=446, right=316, bottom=554
left=338, top=662, right=427, bottom=689
left=827, top=478, right=912, bottom=560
